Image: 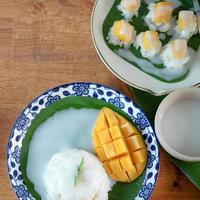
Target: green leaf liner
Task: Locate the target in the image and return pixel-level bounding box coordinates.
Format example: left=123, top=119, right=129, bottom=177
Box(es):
left=171, top=158, right=200, bottom=189
left=102, top=0, right=200, bottom=83
left=130, top=86, right=200, bottom=190
left=21, top=96, right=147, bottom=200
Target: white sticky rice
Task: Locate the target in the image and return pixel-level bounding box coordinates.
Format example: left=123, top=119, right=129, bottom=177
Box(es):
left=43, top=149, right=111, bottom=200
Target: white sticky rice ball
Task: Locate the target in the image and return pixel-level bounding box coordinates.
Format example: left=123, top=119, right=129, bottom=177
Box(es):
left=107, top=20, right=136, bottom=47
left=117, top=0, right=141, bottom=20
left=145, top=2, right=174, bottom=32
left=161, top=39, right=190, bottom=68
left=135, top=31, right=162, bottom=58
left=174, top=10, right=198, bottom=39
left=43, top=149, right=111, bottom=200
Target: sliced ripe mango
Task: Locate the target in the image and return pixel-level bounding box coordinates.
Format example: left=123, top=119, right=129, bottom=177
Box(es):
left=93, top=107, right=147, bottom=182
left=94, top=110, right=108, bottom=132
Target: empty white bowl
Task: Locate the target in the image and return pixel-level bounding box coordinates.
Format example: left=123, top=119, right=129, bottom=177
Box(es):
left=155, top=88, right=200, bottom=162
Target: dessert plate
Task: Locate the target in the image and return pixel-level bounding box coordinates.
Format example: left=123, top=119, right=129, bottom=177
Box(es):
left=91, top=0, right=200, bottom=95
left=7, top=82, right=159, bottom=200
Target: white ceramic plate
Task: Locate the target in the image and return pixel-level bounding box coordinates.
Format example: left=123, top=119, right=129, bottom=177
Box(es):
left=91, top=0, right=200, bottom=95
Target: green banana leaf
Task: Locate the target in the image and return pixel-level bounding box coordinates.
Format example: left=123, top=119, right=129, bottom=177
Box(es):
left=102, top=0, right=200, bottom=83
left=130, top=87, right=200, bottom=190
left=21, top=96, right=146, bottom=200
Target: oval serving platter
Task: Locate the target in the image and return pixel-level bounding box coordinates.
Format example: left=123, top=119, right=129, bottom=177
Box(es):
left=7, top=82, right=159, bottom=200
left=91, top=0, right=200, bottom=95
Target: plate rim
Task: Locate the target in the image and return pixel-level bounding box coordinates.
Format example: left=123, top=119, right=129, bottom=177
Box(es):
left=90, top=0, right=200, bottom=96
left=7, top=82, right=160, bottom=200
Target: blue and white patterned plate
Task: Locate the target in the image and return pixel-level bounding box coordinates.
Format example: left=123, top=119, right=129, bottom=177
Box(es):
left=7, top=82, right=160, bottom=200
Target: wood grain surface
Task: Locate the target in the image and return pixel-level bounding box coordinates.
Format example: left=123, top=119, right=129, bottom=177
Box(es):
left=0, top=0, right=199, bottom=199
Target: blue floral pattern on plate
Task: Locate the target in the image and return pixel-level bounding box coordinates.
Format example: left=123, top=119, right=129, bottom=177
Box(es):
left=15, top=114, right=30, bottom=131
left=7, top=82, right=160, bottom=200
left=135, top=113, right=150, bottom=130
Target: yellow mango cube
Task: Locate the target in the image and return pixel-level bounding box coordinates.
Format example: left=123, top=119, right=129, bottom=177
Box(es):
left=132, top=148, right=147, bottom=164
left=113, top=138, right=128, bottom=155
left=93, top=134, right=101, bottom=148
left=109, top=125, right=123, bottom=140
left=95, top=147, right=107, bottom=161
left=103, top=161, right=113, bottom=174
left=95, top=110, right=108, bottom=132
left=127, top=134, right=146, bottom=151
left=126, top=166, right=137, bottom=180
left=120, top=155, right=133, bottom=171
left=116, top=170, right=129, bottom=182
left=103, top=143, right=117, bottom=159
left=121, top=122, right=139, bottom=138
left=115, top=112, right=126, bottom=125
left=109, top=159, right=122, bottom=172
left=110, top=173, right=119, bottom=181
left=103, top=107, right=119, bottom=127
left=135, top=162, right=146, bottom=176
left=98, top=129, right=112, bottom=144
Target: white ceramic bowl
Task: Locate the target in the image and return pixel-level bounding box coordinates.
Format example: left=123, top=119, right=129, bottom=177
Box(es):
left=91, top=0, right=200, bottom=95
left=155, top=88, right=200, bottom=162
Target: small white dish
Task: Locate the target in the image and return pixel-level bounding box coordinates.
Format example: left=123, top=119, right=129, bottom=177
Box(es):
left=91, top=0, right=200, bottom=95
left=155, top=88, right=200, bottom=162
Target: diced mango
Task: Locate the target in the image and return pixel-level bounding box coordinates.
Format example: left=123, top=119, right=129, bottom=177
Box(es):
left=109, top=159, right=122, bottom=172
left=154, top=2, right=173, bottom=24
left=103, top=161, right=113, bottom=175
left=115, top=113, right=127, bottom=125
left=109, top=125, right=123, bottom=140
left=93, top=134, right=101, bottom=148
left=127, top=134, right=146, bottom=151
left=126, top=166, right=137, bottom=180
left=93, top=107, right=147, bottom=183
left=103, top=107, right=119, bottom=127
left=98, top=129, right=112, bottom=144
left=110, top=173, right=119, bottom=181
left=131, top=148, right=147, bottom=164
left=113, top=138, right=128, bottom=155
left=95, top=147, right=107, bottom=161
left=120, top=155, right=133, bottom=171
left=95, top=110, right=108, bottom=132
left=103, top=143, right=117, bottom=159
left=135, top=162, right=146, bottom=176
left=117, top=170, right=129, bottom=182
left=121, top=122, right=139, bottom=138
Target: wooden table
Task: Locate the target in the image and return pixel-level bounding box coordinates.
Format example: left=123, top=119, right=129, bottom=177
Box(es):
left=0, top=0, right=200, bottom=199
